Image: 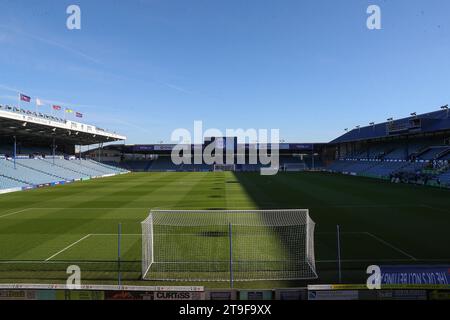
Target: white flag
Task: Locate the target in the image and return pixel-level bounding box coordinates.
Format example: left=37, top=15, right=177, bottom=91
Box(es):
left=36, top=98, right=44, bottom=106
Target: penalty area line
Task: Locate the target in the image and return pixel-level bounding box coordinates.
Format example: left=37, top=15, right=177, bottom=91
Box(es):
left=0, top=208, right=32, bottom=219
left=364, top=232, right=417, bottom=261
left=45, top=234, right=92, bottom=262
left=316, top=231, right=418, bottom=262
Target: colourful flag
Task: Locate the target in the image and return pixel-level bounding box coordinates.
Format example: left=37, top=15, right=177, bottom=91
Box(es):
left=65, top=108, right=74, bottom=113
left=52, top=105, right=62, bottom=111
left=76, top=112, right=83, bottom=118
left=20, top=94, right=31, bottom=102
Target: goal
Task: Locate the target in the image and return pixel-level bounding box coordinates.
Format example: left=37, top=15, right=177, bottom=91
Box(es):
left=213, top=164, right=236, bottom=172
left=141, top=209, right=317, bottom=282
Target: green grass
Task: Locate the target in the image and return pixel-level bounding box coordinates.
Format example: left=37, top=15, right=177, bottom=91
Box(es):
left=0, top=171, right=449, bottom=288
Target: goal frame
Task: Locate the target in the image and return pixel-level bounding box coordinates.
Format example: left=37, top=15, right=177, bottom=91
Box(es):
left=141, top=209, right=317, bottom=282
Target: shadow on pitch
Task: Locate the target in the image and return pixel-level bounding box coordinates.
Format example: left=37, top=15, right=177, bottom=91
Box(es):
left=232, top=172, right=319, bottom=287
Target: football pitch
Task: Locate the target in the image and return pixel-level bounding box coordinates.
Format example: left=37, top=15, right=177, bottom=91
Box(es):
left=0, top=172, right=449, bottom=288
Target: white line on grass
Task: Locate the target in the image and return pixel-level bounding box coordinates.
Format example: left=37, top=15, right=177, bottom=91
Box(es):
left=0, top=208, right=31, bottom=219
left=24, top=207, right=152, bottom=210
left=22, top=207, right=263, bottom=210
left=365, top=232, right=417, bottom=261
left=316, top=231, right=368, bottom=235
left=316, top=231, right=418, bottom=261
left=45, top=234, right=92, bottom=261
left=91, top=233, right=141, bottom=236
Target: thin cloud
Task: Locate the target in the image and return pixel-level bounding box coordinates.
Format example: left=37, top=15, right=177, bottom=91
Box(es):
left=0, top=94, right=18, bottom=101
left=0, top=25, right=100, bottom=65
left=161, top=82, right=195, bottom=95
left=0, top=24, right=198, bottom=102
left=0, top=24, right=195, bottom=95
left=0, top=25, right=198, bottom=96
left=0, top=84, right=21, bottom=93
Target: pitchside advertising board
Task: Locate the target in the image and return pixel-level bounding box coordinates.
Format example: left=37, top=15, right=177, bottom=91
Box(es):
left=307, top=289, right=430, bottom=301
left=379, top=265, right=450, bottom=286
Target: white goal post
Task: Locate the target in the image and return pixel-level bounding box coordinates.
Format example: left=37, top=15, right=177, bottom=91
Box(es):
left=141, top=209, right=317, bottom=282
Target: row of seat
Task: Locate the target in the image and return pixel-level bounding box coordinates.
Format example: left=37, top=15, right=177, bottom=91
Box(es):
left=0, top=158, right=127, bottom=191
left=348, top=144, right=450, bottom=161
left=0, top=175, right=28, bottom=190
left=327, top=160, right=428, bottom=178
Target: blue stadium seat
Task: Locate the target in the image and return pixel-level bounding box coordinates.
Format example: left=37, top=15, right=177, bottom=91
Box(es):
left=0, top=158, right=127, bottom=192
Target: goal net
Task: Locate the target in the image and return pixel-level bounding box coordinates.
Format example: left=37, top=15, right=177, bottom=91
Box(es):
left=213, top=164, right=236, bottom=172
left=141, top=209, right=317, bottom=282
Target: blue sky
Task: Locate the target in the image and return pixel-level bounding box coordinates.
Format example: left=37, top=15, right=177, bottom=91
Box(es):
left=0, top=0, right=449, bottom=144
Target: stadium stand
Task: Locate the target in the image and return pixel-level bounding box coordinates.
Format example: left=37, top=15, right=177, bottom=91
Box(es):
left=326, top=108, right=450, bottom=184
left=0, top=157, right=126, bottom=192
left=89, top=159, right=128, bottom=173
left=0, top=174, right=30, bottom=190
left=0, top=103, right=128, bottom=193
left=148, top=157, right=178, bottom=171
left=362, top=161, right=407, bottom=177
left=6, top=99, right=449, bottom=190
left=0, top=104, right=66, bottom=124
left=438, top=169, right=450, bottom=186
left=0, top=158, right=63, bottom=185
left=41, top=158, right=119, bottom=177
left=417, top=146, right=450, bottom=160
left=384, top=146, right=408, bottom=160
left=440, top=153, right=450, bottom=160
left=37, top=158, right=89, bottom=180
left=120, top=160, right=153, bottom=171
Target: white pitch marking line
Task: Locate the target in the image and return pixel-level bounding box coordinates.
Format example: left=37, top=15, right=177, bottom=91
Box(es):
left=22, top=207, right=152, bottom=210
left=0, top=208, right=31, bottom=219
left=364, top=232, right=417, bottom=261
left=45, top=234, right=92, bottom=262
left=316, top=231, right=367, bottom=235
left=91, top=233, right=141, bottom=236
